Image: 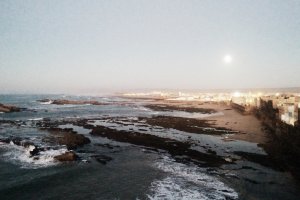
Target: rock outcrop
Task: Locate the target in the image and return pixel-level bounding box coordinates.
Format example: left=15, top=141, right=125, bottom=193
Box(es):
left=90, top=125, right=228, bottom=167
left=37, top=99, right=107, bottom=105
left=44, top=128, right=91, bottom=149
left=145, top=104, right=216, bottom=113
left=54, top=151, right=78, bottom=161
left=0, top=103, right=21, bottom=113
left=37, top=99, right=52, bottom=103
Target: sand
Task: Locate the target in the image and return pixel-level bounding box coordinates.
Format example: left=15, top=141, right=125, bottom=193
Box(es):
left=150, top=100, right=268, bottom=144
left=200, top=104, right=268, bottom=144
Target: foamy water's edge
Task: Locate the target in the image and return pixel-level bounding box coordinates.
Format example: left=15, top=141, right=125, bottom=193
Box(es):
left=148, top=156, right=238, bottom=200
left=0, top=143, right=67, bottom=169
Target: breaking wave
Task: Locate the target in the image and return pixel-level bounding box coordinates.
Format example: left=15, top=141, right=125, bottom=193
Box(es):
left=0, top=142, right=67, bottom=169
left=40, top=100, right=53, bottom=105
left=147, top=156, right=238, bottom=200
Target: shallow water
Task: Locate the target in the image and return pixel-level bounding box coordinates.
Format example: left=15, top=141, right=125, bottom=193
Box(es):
left=0, top=94, right=299, bottom=200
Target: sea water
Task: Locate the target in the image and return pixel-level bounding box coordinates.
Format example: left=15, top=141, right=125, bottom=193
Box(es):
left=0, top=94, right=299, bottom=200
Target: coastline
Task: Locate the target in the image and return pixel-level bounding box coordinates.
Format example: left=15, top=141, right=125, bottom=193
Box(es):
left=141, top=99, right=268, bottom=145
left=1, top=95, right=299, bottom=200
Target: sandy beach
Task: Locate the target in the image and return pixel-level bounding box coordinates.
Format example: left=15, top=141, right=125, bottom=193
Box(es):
left=197, top=103, right=268, bottom=144
left=146, top=100, right=268, bottom=144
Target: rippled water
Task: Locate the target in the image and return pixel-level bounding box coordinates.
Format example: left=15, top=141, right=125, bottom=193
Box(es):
left=0, top=94, right=299, bottom=199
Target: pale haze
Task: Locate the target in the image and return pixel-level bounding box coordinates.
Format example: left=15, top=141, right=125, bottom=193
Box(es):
left=1, top=0, right=300, bottom=94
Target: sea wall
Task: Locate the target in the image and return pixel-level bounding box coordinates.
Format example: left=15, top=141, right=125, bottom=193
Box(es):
left=253, top=99, right=300, bottom=180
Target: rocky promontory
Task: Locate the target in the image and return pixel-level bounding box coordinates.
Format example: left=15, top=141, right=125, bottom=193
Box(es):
left=0, top=103, right=21, bottom=113
left=54, top=151, right=78, bottom=161
left=145, top=104, right=217, bottom=113
left=43, top=128, right=91, bottom=150
left=37, top=99, right=108, bottom=105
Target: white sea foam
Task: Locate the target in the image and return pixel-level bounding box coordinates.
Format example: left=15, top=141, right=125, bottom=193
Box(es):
left=148, top=156, right=238, bottom=200
left=0, top=143, right=67, bottom=168
left=40, top=100, right=53, bottom=105
left=134, top=106, right=151, bottom=111
left=127, top=117, right=138, bottom=121
left=148, top=177, right=209, bottom=200
left=28, top=118, right=44, bottom=121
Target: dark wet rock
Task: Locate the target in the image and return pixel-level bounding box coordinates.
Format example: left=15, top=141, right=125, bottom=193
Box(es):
left=207, top=149, right=217, bottom=155
left=54, top=151, right=78, bottom=161
left=123, top=123, right=134, bottom=126
left=36, top=99, right=109, bottom=106
left=234, top=151, right=283, bottom=171
left=145, top=104, right=216, bottom=113
left=173, top=155, right=194, bottom=164
left=37, top=99, right=51, bottom=103
left=10, top=137, right=22, bottom=146
left=138, top=128, right=148, bottom=131
left=42, top=127, right=76, bottom=133
left=61, top=128, right=74, bottom=132
left=44, top=128, right=91, bottom=149
left=51, top=99, right=107, bottom=106
left=29, top=146, right=40, bottom=156
left=135, top=124, right=147, bottom=127
left=37, top=120, right=62, bottom=128
left=0, top=137, right=10, bottom=144
left=91, top=155, right=113, bottom=164
left=83, top=124, right=95, bottom=129
left=139, top=116, right=232, bottom=135
left=241, top=166, right=258, bottom=171
left=91, top=125, right=228, bottom=167
left=73, top=119, right=95, bottom=129
left=0, top=103, right=21, bottom=113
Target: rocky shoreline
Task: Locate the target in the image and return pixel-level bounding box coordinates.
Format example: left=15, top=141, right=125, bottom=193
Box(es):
left=0, top=125, right=91, bottom=162
left=139, top=116, right=237, bottom=135
left=144, top=104, right=217, bottom=113
left=90, top=124, right=228, bottom=167
left=0, top=98, right=294, bottom=176
left=20, top=114, right=280, bottom=171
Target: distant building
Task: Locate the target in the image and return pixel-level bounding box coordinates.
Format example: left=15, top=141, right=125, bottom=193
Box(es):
left=278, top=97, right=299, bottom=126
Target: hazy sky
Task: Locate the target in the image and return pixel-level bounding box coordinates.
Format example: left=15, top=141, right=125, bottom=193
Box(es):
left=1, top=0, right=300, bottom=94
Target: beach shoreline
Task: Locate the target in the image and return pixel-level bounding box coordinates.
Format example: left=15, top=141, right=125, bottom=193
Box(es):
left=141, top=99, right=268, bottom=145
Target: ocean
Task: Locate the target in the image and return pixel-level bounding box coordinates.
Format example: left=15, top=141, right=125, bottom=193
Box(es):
left=0, top=94, right=299, bottom=200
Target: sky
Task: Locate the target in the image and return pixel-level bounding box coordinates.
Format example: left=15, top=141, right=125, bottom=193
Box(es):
left=1, top=0, right=300, bottom=94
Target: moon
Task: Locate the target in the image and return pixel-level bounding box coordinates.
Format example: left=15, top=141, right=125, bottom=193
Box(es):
left=223, top=55, right=232, bottom=64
